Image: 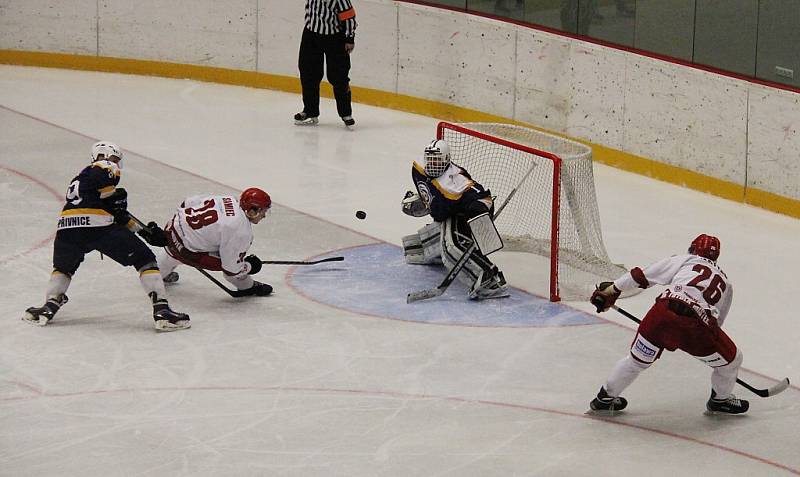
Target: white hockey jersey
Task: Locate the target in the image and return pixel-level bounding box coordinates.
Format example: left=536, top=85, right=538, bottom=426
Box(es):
left=170, top=194, right=253, bottom=276
left=614, top=254, right=733, bottom=325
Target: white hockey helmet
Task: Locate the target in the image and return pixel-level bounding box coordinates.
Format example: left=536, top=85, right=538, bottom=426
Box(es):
left=91, top=141, right=123, bottom=164
left=423, top=139, right=451, bottom=177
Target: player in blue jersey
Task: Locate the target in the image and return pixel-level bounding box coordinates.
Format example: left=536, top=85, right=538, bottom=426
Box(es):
left=23, top=141, right=190, bottom=332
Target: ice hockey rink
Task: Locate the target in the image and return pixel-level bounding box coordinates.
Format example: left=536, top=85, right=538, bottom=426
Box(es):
left=1, top=65, right=798, bottom=476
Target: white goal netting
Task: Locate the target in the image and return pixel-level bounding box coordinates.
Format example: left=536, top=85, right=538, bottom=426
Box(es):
left=438, top=122, right=627, bottom=301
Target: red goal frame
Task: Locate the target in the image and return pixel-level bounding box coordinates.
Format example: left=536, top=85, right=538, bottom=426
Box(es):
left=437, top=121, right=564, bottom=301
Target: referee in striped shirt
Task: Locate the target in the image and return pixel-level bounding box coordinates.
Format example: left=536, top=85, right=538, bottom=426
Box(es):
left=294, top=0, right=357, bottom=128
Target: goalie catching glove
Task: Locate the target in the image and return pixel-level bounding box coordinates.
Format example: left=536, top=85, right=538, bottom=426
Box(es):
left=137, top=221, right=168, bottom=247
left=401, top=190, right=430, bottom=217
left=591, top=281, right=621, bottom=313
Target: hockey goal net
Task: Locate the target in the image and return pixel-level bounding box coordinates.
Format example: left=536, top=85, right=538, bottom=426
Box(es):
left=437, top=121, right=627, bottom=302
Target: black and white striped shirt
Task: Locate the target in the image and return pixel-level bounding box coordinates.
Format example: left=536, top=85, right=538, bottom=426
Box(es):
left=304, top=0, right=357, bottom=39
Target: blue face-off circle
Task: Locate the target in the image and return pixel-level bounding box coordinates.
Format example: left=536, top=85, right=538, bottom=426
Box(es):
left=289, top=243, right=602, bottom=328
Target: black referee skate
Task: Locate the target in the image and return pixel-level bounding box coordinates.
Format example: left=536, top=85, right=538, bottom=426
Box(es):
left=150, top=292, right=190, bottom=332
left=706, top=390, right=749, bottom=415
left=341, top=115, right=355, bottom=128
left=22, top=294, right=68, bottom=326
left=588, top=386, right=628, bottom=414
left=294, top=111, right=318, bottom=125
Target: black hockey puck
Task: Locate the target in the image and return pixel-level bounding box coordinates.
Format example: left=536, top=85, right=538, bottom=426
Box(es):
left=355, top=210, right=366, bottom=220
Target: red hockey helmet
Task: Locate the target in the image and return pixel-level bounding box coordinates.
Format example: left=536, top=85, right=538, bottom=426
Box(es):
left=689, top=234, right=720, bottom=261
left=239, top=187, right=271, bottom=211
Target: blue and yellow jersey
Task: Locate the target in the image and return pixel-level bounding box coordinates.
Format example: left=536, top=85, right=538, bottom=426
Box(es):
left=57, top=160, right=121, bottom=229
left=412, top=161, right=492, bottom=222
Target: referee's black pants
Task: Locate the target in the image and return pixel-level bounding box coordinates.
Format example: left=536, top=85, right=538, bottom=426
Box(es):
left=298, top=28, right=352, bottom=118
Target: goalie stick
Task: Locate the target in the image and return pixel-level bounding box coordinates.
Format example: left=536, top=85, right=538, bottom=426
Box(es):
left=610, top=304, right=790, bottom=398
left=407, top=162, right=537, bottom=303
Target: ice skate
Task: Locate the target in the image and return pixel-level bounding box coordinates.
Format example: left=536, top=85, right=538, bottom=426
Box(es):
left=588, top=387, right=628, bottom=415
left=705, top=390, right=749, bottom=415
left=153, top=306, right=191, bottom=332
left=163, top=271, right=179, bottom=284
left=244, top=281, right=272, bottom=297
left=341, top=115, right=355, bottom=128
left=22, top=294, right=68, bottom=326
left=150, top=292, right=190, bottom=332
left=469, top=268, right=509, bottom=300
left=294, top=111, right=318, bottom=125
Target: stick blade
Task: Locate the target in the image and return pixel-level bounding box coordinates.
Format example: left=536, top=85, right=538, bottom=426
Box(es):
left=407, top=288, right=444, bottom=303
left=767, top=378, right=791, bottom=397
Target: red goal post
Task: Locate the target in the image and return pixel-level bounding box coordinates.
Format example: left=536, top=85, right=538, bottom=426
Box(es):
left=436, top=121, right=627, bottom=302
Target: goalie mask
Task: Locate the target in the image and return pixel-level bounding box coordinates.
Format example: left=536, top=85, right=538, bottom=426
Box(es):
left=689, top=234, right=720, bottom=261
left=91, top=141, right=123, bottom=165
left=423, top=139, right=451, bottom=178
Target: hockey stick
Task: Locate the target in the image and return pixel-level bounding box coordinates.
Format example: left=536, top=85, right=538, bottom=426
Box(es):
left=191, top=266, right=251, bottom=298
left=261, top=256, right=343, bottom=265
left=407, top=162, right=537, bottom=303
left=610, top=304, right=790, bottom=398
left=128, top=213, right=251, bottom=298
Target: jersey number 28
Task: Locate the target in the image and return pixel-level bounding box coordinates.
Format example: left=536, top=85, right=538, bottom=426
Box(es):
left=184, top=199, right=218, bottom=230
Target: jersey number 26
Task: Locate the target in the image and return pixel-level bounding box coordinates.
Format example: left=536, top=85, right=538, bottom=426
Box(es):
left=686, top=264, right=726, bottom=305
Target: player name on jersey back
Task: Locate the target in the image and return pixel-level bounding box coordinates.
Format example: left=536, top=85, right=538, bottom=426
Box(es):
left=57, top=209, right=115, bottom=229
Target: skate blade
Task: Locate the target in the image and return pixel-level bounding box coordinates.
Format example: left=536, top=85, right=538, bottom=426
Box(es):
left=21, top=313, right=49, bottom=326
left=585, top=408, right=625, bottom=417
left=294, top=119, right=318, bottom=126
left=703, top=410, right=747, bottom=417
left=154, top=320, right=191, bottom=332
left=469, top=292, right=511, bottom=300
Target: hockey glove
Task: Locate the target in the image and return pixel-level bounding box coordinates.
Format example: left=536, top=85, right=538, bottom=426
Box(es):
left=244, top=254, right=262, bottom=275
left=104, top=187, right=130, bottom=224
left=138, top=222, right=168, bottom=247
left=591, top=281, right=621, bottom=313
left=401, top=190, right=430, bottom=217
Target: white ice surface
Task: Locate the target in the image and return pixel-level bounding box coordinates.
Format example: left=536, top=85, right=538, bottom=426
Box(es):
left=0, top=66, right=798, bottom=476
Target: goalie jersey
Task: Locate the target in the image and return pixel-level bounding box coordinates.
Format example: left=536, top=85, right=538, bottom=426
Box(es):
left=57, top=160, right=121, bottom=229
left=412, top=161, right=492, bottom=222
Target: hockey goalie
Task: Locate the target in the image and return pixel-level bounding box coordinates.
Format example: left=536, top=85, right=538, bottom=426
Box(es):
left=401, top=139, right=508, bottom=300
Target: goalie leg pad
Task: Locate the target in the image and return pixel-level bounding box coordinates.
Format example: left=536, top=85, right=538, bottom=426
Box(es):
left=402, top=233, right=426, bottom=264
left=418, top=222, right=443, bottom=263
left=441, top=217, right=484, bottom=288
left=441, top=217, right=508, bottom=299
left=403, top=222, right=443, bottom=265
